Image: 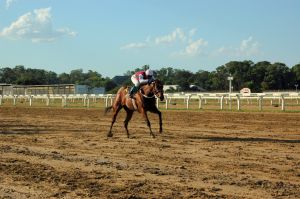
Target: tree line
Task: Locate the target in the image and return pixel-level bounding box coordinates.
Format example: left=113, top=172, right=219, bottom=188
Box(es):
left=125, top=61, right=300, bottom=92
left=1, top=61, right=300, bottom=93
left=0, top=65, right=118, bottom=92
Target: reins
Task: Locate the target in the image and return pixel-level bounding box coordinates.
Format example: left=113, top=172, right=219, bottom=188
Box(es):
left=139, top=90, right=156, bottom=98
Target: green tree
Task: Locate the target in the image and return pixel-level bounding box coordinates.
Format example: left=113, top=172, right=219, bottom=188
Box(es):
left=58, top=73, right=71, bottom=84
left=173, top=69, right=194, bottom=91
left=46, top=71, right=59, bottom=84
left=250, top=61, right=270, bottom=92
left=156, top=67, right=175, bottom=85
left=0, top=67, right=17, bottom=83
left=225, top=60, right=253, bottom=90
left=69, top=69, right=85, bottom=84
left=193, top=70, right=210, bottom=90
left=104, top=78, right=118, bottom=92
left=83, top=70, right=105, bottom=87
left=292, top=64, right=300, bottom=89
left=262, top=62, right=291, bottom=90
left=213, top=65, right=229, bottom=91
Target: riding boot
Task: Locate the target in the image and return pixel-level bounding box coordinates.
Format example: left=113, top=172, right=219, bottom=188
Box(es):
left=129, top=86, right=138, bottom=98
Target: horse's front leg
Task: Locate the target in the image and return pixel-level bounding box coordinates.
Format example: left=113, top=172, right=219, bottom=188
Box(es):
left=158, top=110, right=162, bottom=133
left=141, top=110, right=155, bottom=138
left=149, top=107, right=163, bottom=133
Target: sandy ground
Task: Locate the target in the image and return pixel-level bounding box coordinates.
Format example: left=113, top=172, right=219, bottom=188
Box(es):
left=0, top=107, right=299, bottom=198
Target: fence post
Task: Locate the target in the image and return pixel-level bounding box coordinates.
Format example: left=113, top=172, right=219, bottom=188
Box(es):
left=13, top=95, right=17, bottom=106
left=110, top=95, right=113, bottom=106
left=186, top=94, right=191, bottom=109
left=259, top=96, right=263, bottom=111
left=62, top=95, right=67, bottom=107
left=281, top=95, right=285, bottom=111
left=105, top=96, right=109, bottom=107
left=0, top=95, right=2, bottom=106
left=229, top=95, right=232, bottom=110
left=46, top=95, right=50, bottom=106
left=236, top=94, right=241, bottom=111
left=156, top=97, right=159, bottom=108
left=164, top=94, right=168, bottom=109
left=220, top=95, right=224, bottom=110
left=29, top=95, right=33, bottom=106
left=61, top=95, right=64, bottom=107
left=198, top=95, right=202, bottom=109
left=83, top=94, right=87, bottom=107
left=87, top=95, right=90, bottom=108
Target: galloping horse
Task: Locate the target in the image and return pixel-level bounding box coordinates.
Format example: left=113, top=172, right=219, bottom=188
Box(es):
left=105, top=79, right=164, bottom=138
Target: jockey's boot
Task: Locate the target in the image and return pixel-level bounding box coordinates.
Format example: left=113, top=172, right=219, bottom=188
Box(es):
left=129, top=86, right=138, bottom=98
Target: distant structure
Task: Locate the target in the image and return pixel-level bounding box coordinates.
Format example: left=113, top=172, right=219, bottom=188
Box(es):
left=189, top=85, right=205, bottom=92
left=240, top=88, right=251, bottom=94
left=163, top=84, right=205, bottom=92
left=0, top=84, right=105, bottom=95
left=163, top=85, right=180, bottom=92
left=112, top=75, right=130, bottom=85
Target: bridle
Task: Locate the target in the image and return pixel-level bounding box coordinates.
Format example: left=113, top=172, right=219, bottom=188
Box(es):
left=153, top=81, right=163, bottom=96
left=140, top=81, right=163, bottom=99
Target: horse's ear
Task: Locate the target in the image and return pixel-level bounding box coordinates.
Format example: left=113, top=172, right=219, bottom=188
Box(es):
left=155, top=79, right=163, bottom=85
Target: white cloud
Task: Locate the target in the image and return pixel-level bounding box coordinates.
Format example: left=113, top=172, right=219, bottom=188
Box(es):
left=0, top=7, right=77, bottom=42
left=120, top=27, right=207, bottom=56
left=239, top=36, right=259, bottom=56
left=184, top=39, right=208, bottom=56
left=155, top=28, right=186, bottom=45
left=5, top=0, right=15, bottom=9
left=216, top=36, right=260, bottom=57
left=172, top=38, right=208, bottom=57
left=189, top=28, right=197, bottom=37
left=120, top=42, right=147, bottom=50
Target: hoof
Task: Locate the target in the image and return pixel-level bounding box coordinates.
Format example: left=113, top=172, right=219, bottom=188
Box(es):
left=107, top=132, right=113, bottom=137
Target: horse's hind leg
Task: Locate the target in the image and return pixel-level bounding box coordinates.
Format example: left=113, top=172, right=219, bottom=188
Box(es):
left=107, top=105, right=122, bottom=137
left=124, top=109, right=134, bottom=138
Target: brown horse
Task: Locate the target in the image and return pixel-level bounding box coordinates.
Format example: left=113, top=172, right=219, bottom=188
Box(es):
left=105, top=79, right=164, bottom=138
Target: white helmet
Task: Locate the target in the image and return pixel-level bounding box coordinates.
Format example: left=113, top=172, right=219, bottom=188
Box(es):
left=145, top=69, right=153, bottom=76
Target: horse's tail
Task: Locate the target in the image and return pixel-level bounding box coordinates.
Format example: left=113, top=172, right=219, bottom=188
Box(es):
left=104, top=106, right=113, bottom=115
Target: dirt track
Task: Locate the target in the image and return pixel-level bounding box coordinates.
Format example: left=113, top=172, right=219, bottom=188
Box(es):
left=0, top=107, right=299, bottom=198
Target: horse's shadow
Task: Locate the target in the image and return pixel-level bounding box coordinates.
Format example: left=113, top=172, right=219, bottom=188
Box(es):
left=187, top=135, right=300, bottom=144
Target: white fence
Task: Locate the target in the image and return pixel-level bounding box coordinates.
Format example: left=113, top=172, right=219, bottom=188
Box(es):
left=163, top=92, right=300, bottom=111
left=0, top=92, right=299, bottom=111
left=0, top=94, right=114, bottom=108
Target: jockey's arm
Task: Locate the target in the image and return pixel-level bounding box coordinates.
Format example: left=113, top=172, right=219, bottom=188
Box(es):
left=138, top=74, right=148, bottom=84
left=147, top=76, right=155, bottom=84
left=150, top=76, right=155, bottom=81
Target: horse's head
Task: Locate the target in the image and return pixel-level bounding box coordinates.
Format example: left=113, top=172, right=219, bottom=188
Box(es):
left=152, top=79, right=164, bottom=101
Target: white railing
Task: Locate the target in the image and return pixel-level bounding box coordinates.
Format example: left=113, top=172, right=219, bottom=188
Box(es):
left=0, top=92, right=299, bottom=111
left=0, top=94, right=115, bottom=108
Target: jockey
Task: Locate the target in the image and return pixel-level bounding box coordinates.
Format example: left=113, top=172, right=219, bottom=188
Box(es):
left=129, top=69, right=155, bottom=98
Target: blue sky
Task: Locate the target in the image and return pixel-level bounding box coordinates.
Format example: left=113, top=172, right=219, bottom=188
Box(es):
left=0, top=0, right=299, bottom=77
